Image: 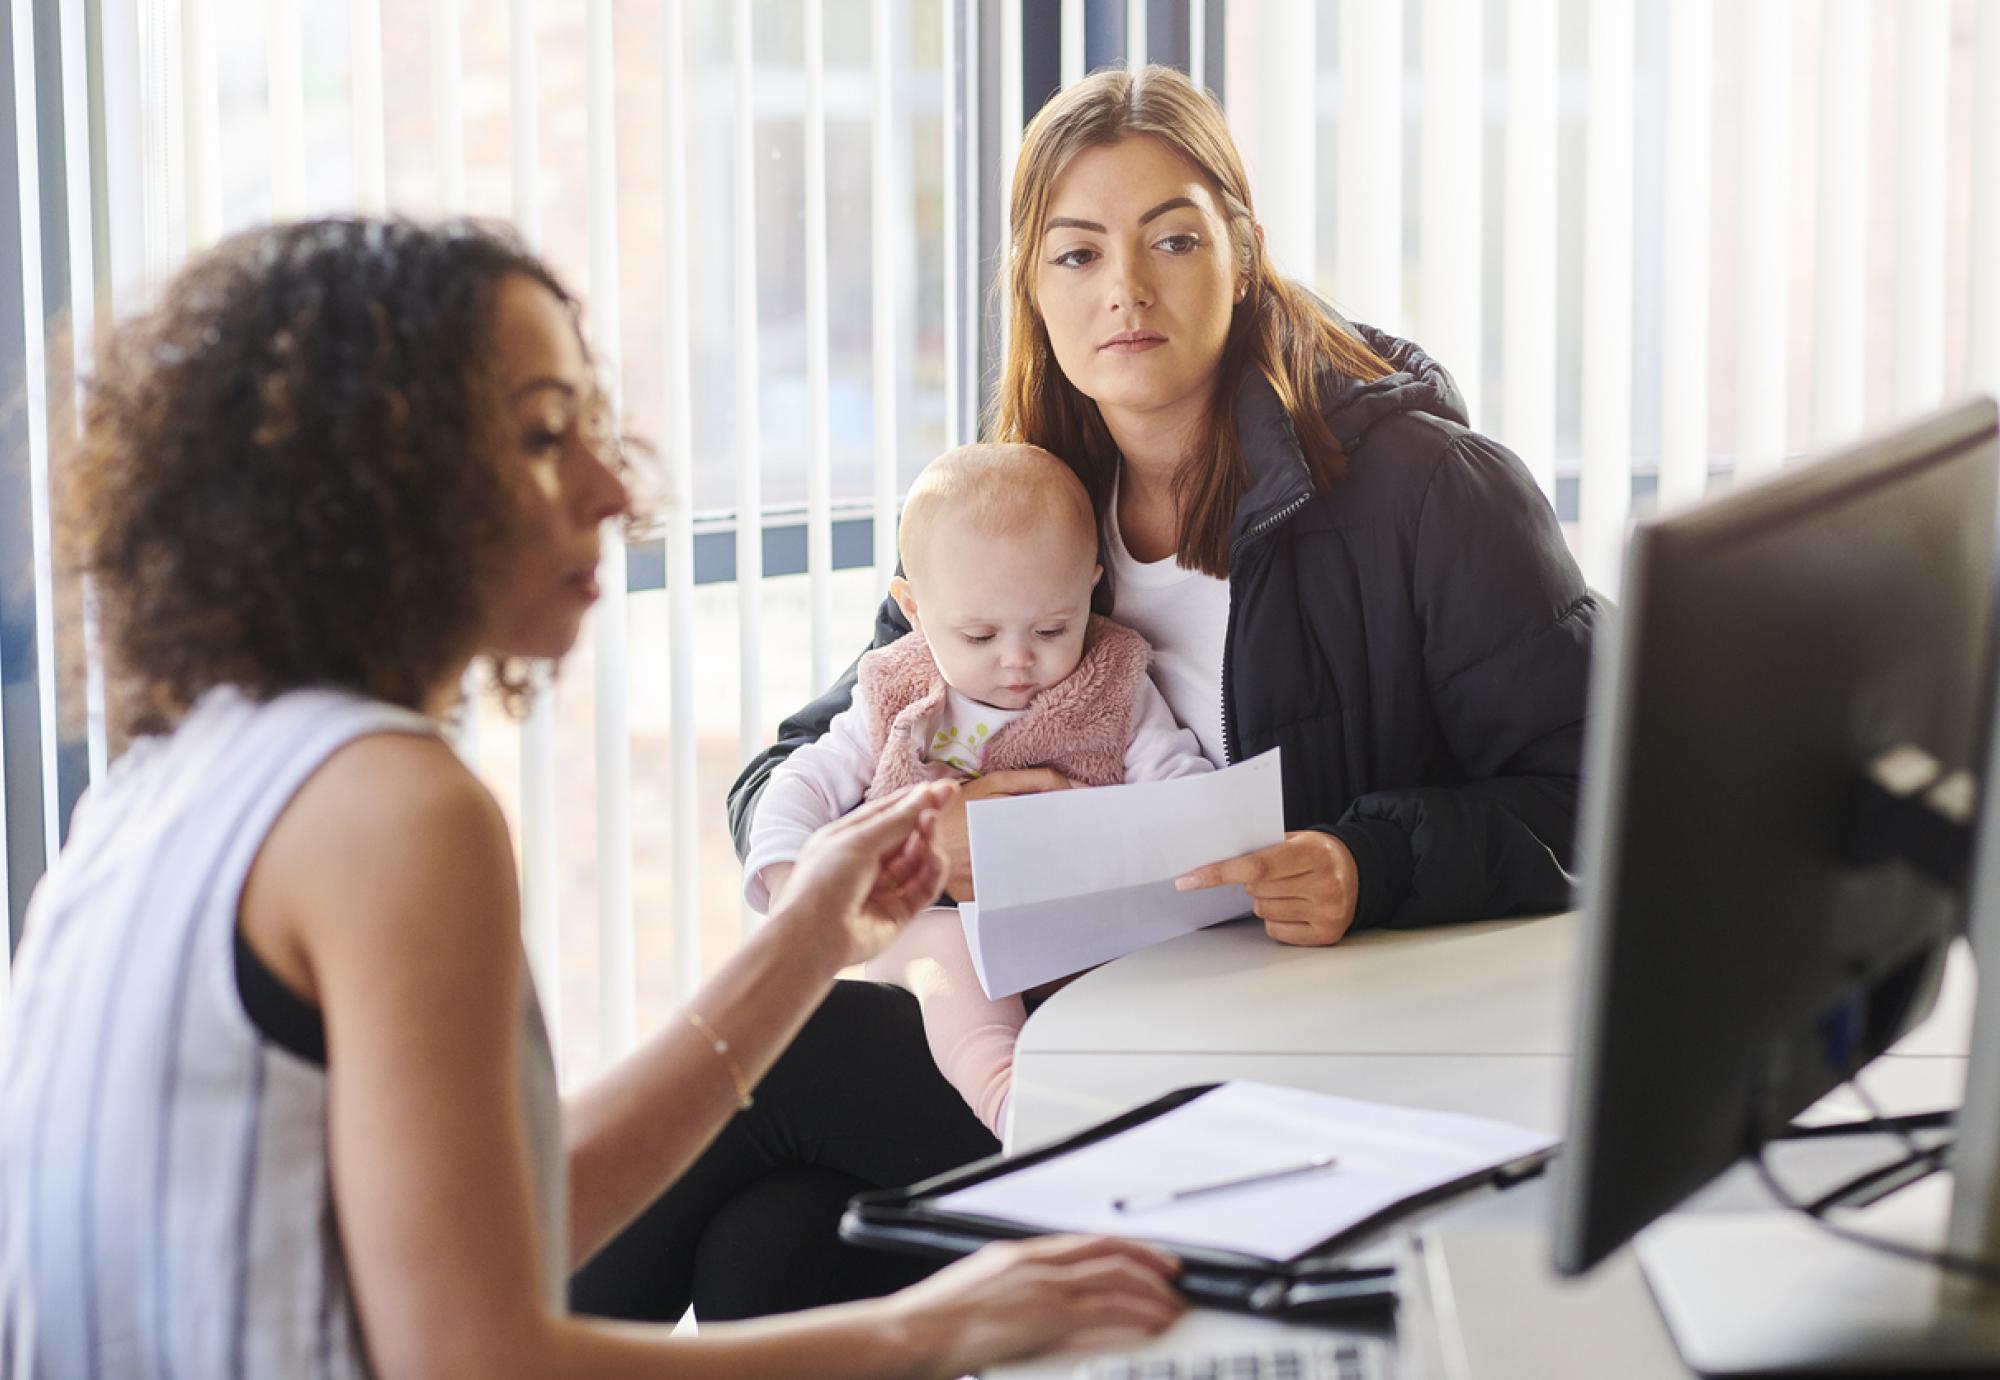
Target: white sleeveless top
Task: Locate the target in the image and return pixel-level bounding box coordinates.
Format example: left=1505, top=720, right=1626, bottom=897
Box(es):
left=0, top=687, right=567, bottom=1379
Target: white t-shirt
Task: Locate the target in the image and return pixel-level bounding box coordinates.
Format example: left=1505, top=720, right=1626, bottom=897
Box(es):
left=917, top=688, right=1030, bottom=775
left=1104, top=469, right=1234, bottom=768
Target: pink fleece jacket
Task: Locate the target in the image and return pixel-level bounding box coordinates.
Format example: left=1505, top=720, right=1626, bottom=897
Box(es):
left=857, top=613, right=1154, bottom=800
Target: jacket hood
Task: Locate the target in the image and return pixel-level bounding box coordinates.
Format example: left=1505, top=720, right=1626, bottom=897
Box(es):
left=1328, top=320, right=1471, bottom=445
left=1230, top=316, right=1471, bottom=545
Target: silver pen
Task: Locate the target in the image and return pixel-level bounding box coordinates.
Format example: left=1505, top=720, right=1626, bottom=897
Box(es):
left=1111, top=1153, right=1340, bottom=1213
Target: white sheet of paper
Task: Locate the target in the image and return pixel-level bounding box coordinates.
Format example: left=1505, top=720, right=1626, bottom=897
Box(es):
left=934, top=1081, right=1558, bottom=1261
left=957, top=749, right=1285, bottom=998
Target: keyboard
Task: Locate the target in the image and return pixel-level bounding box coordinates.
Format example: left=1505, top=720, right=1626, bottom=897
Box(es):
left=1078, top=1336, right=1393, bottom=1380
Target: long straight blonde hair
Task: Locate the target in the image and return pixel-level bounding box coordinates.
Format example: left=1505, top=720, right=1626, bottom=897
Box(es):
left=992, top=65, right=1393, bottom=578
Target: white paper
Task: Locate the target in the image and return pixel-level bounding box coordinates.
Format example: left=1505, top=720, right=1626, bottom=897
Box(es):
left=934, top=1081, right=1558, bottom=1261
left=957, top=749, right=1285, bottom=999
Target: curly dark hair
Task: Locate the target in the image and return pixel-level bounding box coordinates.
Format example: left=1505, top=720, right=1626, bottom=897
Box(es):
left=66, top=217, right=624, bottom=737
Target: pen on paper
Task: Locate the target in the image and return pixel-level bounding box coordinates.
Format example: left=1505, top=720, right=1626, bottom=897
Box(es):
left=1111, top=1154, right=1340, bottom=1213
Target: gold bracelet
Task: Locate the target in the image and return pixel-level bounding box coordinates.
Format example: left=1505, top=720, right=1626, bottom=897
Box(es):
left=684, top=1008, right=754, bottom=1110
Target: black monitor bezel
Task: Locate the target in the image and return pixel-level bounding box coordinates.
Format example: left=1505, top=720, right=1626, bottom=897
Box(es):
left=1553, top=398, right=2000, bottom=1276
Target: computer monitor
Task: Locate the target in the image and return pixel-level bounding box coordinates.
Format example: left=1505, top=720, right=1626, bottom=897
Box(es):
left=1553, top=396, right=2000, bottom=1373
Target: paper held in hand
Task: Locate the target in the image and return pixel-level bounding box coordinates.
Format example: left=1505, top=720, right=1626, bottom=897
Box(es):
left=957, top=748, right=1285, bottom=999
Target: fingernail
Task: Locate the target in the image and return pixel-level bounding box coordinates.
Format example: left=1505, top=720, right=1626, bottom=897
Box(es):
left=1173, top=875, right=1197, bottom=891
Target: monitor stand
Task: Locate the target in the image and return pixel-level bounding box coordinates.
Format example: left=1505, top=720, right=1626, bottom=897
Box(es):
left=1636, top=1181, right=2000, bottom=1376
left=1637, top=724, right=2000, bottom=1376
left=1636, top=715, right=2000, bottom=1376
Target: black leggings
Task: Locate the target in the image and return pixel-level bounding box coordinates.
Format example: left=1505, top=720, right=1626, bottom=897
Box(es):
left=569, top=980, right=1001, bottom=1323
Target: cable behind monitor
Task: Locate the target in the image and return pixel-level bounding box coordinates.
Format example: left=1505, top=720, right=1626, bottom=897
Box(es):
left=1750, top=1068, right=1999, bottom=1284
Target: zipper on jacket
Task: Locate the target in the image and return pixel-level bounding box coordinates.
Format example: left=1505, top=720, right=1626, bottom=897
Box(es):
left=1219, top=488, right=1313, bottom=766
left=1236, top=489, right=1313, bottom=550
left=1219, top=601, right=1237, bottom=765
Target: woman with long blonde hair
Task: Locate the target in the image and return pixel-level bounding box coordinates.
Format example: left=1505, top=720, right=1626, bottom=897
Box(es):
left=592, top=64, right=1596, bottom=1327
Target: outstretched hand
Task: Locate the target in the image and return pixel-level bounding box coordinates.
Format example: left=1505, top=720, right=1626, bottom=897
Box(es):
left=1175, top=829, right=1361, bottom=947
left=781, top=780, right=957, bottom=967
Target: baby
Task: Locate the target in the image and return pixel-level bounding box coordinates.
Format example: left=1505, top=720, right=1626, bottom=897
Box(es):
left=743, top=443, right=1211, bottom=1137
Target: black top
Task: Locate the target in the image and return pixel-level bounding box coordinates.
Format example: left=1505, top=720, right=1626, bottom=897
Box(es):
left=234, top=926, right=327, bottom=1065
left=727, top=319, right=1599, bottom=933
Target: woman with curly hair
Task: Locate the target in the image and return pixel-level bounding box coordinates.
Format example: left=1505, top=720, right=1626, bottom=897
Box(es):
left=0, top=218, right=1180, bottom=1378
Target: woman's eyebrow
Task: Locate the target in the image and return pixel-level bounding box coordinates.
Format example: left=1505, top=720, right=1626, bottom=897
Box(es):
left=1043, top=196, right=1199, bottom=237
left=509, top=377, right=579, bottom=403
left=1137, top=196, right=1196, bottom=224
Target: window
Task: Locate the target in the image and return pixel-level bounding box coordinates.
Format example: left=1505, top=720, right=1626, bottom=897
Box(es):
left=5, top=0, right=1997, bottom=1079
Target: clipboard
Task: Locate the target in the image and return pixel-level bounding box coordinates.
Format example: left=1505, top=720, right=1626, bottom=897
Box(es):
left=838, top=1084, right=1556, bottom=1321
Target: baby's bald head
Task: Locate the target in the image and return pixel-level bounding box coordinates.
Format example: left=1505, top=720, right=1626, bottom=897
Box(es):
left=897, top=443, right=1097, bottom=586
left=890, top=444, right=1104, bottom=710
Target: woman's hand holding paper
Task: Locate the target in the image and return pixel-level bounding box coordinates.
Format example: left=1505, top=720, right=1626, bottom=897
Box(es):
left=1175, top=831, right=1361, bottom=947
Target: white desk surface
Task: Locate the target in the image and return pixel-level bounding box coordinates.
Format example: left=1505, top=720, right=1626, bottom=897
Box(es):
left=1009, top=913, right=1581, bottom=1155
left=989, top=914, right=1975, bottom=1378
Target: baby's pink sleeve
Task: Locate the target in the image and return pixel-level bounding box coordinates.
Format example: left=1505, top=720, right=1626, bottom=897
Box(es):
left=865, top=909, right=1024, bottom=1138
left=742, top=694, right=879, bottom=912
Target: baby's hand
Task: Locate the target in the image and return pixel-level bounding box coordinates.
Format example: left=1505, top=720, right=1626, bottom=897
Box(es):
left=936, top=769, right=1074, bottom=900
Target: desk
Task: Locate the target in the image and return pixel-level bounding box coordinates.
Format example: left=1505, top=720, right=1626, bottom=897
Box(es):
left=1008, top=913, right=1579, bottom=1154
left=990, top=913, right=1973, bottom=1379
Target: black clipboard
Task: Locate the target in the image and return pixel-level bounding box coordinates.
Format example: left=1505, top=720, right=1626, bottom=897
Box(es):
left=839, top=1083, right=1556, bottom=1321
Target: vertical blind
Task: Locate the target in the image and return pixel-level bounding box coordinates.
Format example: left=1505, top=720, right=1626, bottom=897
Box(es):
left=5, top=0, right=1998, bottom=1074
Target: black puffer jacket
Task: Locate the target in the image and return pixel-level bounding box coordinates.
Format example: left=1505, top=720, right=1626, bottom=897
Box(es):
left=728, top=325, right=1599, bottom=931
